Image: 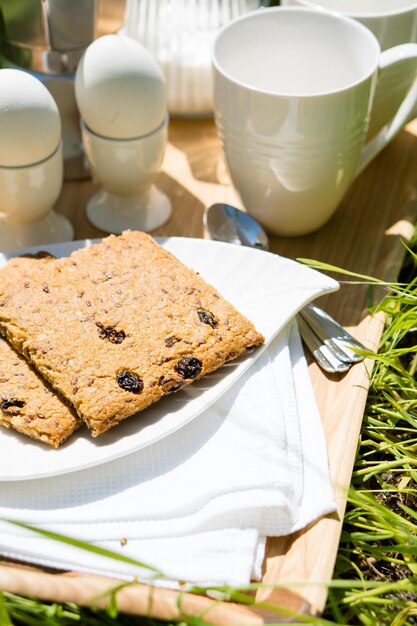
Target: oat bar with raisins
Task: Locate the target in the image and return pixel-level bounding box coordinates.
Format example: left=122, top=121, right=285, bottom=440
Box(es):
left=0, top=231, right=264, bottom=436
left=0, top=336, right=80, bottom=447
left=0, top=255, right=80, bottom=447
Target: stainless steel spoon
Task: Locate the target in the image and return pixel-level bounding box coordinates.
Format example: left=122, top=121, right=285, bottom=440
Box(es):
left=204, top=203, right=366, bottom=372
left=204, top=203, right=269, bottom=251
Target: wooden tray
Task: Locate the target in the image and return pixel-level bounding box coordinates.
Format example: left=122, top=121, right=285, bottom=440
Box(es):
left=1, top=118, right=417, bottom=623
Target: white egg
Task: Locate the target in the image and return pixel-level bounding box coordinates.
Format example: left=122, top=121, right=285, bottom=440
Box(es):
left=75, top=34, right=166, bottom=140
left=0, top=69, right=61, bottom=168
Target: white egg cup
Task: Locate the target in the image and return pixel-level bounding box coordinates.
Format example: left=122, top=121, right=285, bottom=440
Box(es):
left=81, top=115, right=171, bottom=234
left=0, top=143, right=74, bottom=252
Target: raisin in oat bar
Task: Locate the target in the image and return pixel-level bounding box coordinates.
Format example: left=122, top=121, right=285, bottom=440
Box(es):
left=0, top=231, right=264, bottom=436
left=0, top=254, right=80, bottom=447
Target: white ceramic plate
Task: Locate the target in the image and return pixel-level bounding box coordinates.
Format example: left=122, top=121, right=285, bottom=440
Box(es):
left=0, top=237, right=338, bottom=481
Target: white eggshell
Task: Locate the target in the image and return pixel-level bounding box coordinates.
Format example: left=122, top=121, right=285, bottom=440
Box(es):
left=0, top=69, right=61, bottom=167
left=75, top=35, right=166, bottom=139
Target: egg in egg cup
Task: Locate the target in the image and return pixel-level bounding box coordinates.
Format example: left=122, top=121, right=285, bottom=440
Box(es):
left=75, top=34, right=171, bottom=234
left=0, top=69, right=73, bottom=252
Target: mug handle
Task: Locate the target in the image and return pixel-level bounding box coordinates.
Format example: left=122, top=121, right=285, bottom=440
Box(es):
left=356, top=43, right=417, bottom=177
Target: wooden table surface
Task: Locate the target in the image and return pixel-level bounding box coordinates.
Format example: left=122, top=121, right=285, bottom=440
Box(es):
left=1, top=117, right=417, bottom=623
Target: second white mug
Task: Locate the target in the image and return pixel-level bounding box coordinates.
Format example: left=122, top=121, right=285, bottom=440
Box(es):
left=213, top=7, right=417, bottom=236
left=281, top=0, right=417, bottom=50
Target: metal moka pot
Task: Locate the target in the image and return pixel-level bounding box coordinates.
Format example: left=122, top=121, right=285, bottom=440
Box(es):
left=0, top=0, right=125, bottom=179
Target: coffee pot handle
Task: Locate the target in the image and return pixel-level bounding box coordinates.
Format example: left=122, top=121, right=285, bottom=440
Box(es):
left=356, top=43, right=417, bottom=177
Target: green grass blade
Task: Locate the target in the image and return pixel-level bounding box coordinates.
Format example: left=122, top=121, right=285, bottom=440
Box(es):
left=1, top=519, right=164, bottom=578
left=296, top=259, right=392, bottom=284
left=0, top=594, right=13, bottom=626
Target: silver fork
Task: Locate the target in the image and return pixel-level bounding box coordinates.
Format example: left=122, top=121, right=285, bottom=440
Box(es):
left=298, top=304, right=367, bottom=374
left=297, top=315, right=351, bottom=374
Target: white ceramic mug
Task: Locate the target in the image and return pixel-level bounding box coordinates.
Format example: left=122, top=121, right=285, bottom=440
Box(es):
left=281, top=0, right=417, bottom=137
left=213, top=7, right=417, bottom=236
left=281, top=0, right=417, bottom=50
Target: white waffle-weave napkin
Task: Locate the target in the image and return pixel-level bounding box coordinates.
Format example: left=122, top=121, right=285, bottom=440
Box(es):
left=0, top=320, right=335, bottom=587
